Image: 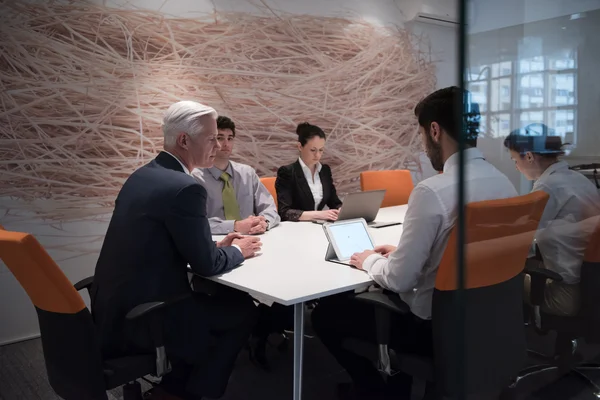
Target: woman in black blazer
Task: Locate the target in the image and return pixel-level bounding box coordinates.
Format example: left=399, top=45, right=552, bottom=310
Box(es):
left=276, top=122, right=343, bottom=222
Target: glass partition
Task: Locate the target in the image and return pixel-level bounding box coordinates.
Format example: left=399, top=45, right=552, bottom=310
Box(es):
left=456, top=1, right=600, bottom=398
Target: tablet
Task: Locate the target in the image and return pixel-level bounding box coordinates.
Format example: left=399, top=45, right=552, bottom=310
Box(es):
left=323, top=218, right=375, bottom=262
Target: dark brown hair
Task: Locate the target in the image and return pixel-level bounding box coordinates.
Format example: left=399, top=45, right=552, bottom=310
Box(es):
left=217, top=116, right=235, bottom=137
left=414, top=86, right=480, bottom=147
left=296, top=122, right=326, bottom=146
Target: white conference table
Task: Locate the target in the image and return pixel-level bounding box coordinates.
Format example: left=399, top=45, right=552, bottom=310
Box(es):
left=207, top=205, right=408, bottom=400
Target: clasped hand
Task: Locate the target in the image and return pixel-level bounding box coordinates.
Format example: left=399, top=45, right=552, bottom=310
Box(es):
left=234, top=215, right=268, bottom=235
left=217, top=232, right=262, bottom=259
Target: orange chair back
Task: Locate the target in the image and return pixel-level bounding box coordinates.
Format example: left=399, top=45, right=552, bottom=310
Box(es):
left=260, top=177, right=278, bottom=209
left=359, top=170, right=414, bottom=207
left=435, top=191, right=549, bottom=291
left=432, top=191, right=549, bottom=396
left=0, top=229, right=85, bottom=314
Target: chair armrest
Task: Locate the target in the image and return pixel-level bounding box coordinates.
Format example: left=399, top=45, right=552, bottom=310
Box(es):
left=355, top=291, right=409, bottom=347
left=126, top=301, right=168, bottom=320
left=124, top=293, right=191, bottom=378
left=525, top=265, right=563, bottom=283
left=354, top=291, right=410, bottom=315
left=73, top=276, right=94, bottom=296
left=125, top=293, right=191, bottom=321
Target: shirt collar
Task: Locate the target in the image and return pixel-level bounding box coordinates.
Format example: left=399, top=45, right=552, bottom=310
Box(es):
left=537, top=160, right=568, bottom=181
left=207, top=162, right=234, bottom=181
left=298, top=157, right=322, bottom=174
left=162, top=150, right=190, bottom=175
left=442, top=147, right=485, bottom=173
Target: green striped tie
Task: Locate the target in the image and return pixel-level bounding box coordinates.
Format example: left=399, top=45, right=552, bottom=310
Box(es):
left=220, top=172, right=241, bottom=221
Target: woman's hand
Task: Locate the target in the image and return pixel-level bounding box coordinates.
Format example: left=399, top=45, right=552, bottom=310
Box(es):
left=316, top=209, right=339, bottom=221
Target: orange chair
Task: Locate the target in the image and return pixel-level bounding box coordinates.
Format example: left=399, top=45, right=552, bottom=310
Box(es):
left=260, top=176, right=278, bottom=209
left=0, top=229, right=185, bottom=400
left=356, top=191, right=550, bottom=397
left=359, top=170, right=414, bottom=207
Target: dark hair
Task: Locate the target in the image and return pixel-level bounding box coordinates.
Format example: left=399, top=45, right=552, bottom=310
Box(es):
left=296, top=122, right=326, bottom=146
left=217, top=116, right=235, bottom=137
left=414, top=86, right=480, bottom=147
left=503, top=123, right=565, bottom=157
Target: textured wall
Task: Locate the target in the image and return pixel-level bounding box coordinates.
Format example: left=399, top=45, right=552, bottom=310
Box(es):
left=0, top=1, right=435, bottom=222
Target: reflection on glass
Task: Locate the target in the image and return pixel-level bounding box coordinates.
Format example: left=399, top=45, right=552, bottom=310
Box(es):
left=491, top=78, right=511, bottom=112
left=548, top=110, right=576, bottom=139
left=491, top=113, right=511, bottom=137
left=469, top=81, right=488, bottom=112
left=519, top=56, right=545, bottom=73
left=492, top=61, right=512, bottom=78
left=550, top=73, right=575, bottom=106
left=519, top=74, right=545, bottom=108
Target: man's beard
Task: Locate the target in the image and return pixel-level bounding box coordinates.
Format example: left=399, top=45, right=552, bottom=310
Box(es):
left=425, top=131, right=444, bottom=172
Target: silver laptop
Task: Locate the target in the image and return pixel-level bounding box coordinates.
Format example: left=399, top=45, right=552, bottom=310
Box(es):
left=314, top=190, right=401, bottom=228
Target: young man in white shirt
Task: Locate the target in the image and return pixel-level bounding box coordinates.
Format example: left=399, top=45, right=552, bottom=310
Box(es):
left=311, top=86, right=518, bottom=400
left=193, top=116, right=280, bottom=235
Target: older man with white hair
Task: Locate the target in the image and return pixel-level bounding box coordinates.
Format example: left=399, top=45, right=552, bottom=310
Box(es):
left=91, top=101, right=262, bottom=400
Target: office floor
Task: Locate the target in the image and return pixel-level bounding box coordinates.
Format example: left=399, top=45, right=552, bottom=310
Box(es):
left=1, top=325, right=600, bottom=400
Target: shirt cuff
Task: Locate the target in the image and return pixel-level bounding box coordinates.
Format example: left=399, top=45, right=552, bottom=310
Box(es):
left=232, top=244, right=242, bottom=256
left=223, top=220, right=236, bottom=233
left=362, top=253, right=386, bottom=280
left=363, top=253, right=383, bottom=271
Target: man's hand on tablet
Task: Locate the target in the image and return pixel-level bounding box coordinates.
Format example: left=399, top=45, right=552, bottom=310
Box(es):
left=349, top=250, right=376, bottom=270
left=374, top=245, right=396, bottom=258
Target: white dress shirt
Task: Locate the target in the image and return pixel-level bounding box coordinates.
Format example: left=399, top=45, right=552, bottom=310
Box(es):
left=298, top=157, right=323, bottom=210
left=362, top=148, right=518, bottom=320
left=533, top=161, right=600, bottom=284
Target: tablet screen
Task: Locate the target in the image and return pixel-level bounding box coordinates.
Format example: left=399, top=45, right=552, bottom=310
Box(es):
left=328, top=221, right=374, bottom=260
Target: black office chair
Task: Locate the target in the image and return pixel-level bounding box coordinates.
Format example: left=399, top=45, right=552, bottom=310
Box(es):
left=508, top=217, right=600, bottom=396
left=354, top=191, right=549, bottom=399
left=0, top=228, right=188, bottom=400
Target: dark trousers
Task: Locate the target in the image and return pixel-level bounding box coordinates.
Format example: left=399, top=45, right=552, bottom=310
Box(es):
left=311, top=293, right=433, bottom=397
left=128, top=287, right=257, bottom=400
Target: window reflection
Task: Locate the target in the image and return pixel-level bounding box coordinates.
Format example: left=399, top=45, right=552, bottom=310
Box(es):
left=467, top=52, right=577, bottom=141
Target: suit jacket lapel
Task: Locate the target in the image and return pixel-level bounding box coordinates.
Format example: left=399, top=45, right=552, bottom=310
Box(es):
left=318, top=167, right=330, bottom=210
left=293, top=160, right=315, bottom=210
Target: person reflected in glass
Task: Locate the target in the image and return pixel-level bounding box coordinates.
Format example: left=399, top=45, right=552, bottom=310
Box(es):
left=275, top=122, right=342, bottom=222
left=504, top=123, right=600, bottom=316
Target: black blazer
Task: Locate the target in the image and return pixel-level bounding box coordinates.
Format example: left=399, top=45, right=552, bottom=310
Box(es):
left=91, top=151, right=243, bottom=356
left=275, top=160, right=342, bottom=221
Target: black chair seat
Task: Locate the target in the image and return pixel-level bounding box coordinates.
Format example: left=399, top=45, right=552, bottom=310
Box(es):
left=103, top=354, right=155, bottom=390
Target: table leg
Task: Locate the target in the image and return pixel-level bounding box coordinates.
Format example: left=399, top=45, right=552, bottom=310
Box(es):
left=293, top=302, right=305, bottom=400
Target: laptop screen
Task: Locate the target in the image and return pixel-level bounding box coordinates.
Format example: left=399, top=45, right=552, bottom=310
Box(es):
left=328, top=221, right=374, bottom=260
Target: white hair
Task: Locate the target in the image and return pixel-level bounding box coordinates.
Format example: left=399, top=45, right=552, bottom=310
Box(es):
left=162, top=101, right=217, bottom=147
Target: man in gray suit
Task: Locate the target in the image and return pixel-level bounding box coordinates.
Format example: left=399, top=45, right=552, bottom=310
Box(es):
left=192, top=116, right=280, bottom=235
left=92, top=101, right=262, bottom=400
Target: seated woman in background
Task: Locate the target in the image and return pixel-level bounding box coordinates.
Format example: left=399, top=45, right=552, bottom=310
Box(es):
left=276, top=122, right=343, bottom=221
left=504, top=123, right=600, bottom=316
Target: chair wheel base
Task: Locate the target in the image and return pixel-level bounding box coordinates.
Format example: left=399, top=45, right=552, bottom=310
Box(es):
left=123, top=381, right=143, bottom=400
